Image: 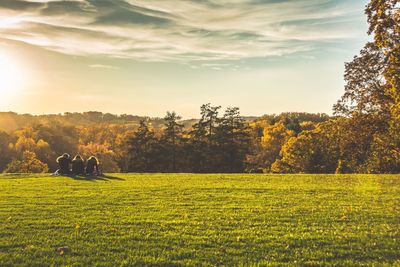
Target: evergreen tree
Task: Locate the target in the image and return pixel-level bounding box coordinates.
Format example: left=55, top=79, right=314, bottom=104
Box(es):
left=216, top=107, right=250, bottom=172
left=189, top=104, right=221, bottom=172
left=127, top=120, right=159, bottom=172
left=161, top=112, right=184, bottom=172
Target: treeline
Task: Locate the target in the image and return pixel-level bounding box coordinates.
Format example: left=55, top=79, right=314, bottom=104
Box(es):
left=0, top=104, right=398, bottom=173
left=0, top=107, right=331, bottom=173
left=0, top=111, right=171, bottom=132
left=0, top=111, right=257, bottom=133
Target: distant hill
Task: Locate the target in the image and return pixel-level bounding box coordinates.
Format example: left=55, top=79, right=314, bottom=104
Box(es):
left=0, top=111, right=166, bottom=132
left=0, top=111, right=329, bottom=133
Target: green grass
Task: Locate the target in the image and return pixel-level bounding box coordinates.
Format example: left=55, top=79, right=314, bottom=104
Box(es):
left=1, top=174, right=400, bottom=266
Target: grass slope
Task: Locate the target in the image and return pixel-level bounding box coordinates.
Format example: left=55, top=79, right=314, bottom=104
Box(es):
left=1, top=174, right=400, bottom=266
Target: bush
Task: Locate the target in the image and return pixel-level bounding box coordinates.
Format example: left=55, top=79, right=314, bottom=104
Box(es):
left=4, top=151, right=49, bottom=173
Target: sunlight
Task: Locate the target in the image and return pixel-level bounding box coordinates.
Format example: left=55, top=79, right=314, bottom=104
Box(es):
left=0, top=50, right=25, bottom=100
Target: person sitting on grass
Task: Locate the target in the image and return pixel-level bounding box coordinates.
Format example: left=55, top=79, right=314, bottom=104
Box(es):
left=86, top=156, right=100, bottom=176
left=55, top=153, right=71, bottom=175
left=71, top=155, right=85, bottom=176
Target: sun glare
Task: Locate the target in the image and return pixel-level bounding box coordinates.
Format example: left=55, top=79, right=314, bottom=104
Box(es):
left=0, top=51, right=24, bottom=100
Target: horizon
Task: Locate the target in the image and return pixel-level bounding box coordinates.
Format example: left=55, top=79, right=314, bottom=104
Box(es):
left=0, top=109, right=330, bottom=121
left=0, top=0, right=369, bottom=118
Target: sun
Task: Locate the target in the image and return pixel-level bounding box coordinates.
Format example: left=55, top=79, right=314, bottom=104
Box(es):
left=0, top=50, right=25, bottom=99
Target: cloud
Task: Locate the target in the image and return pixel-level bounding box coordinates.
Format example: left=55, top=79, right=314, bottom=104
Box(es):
left=89, top=64, right=119, bottom=70
left=0, top=0, right=366, bottom=62
left=0, top=0, right=44, bottom=11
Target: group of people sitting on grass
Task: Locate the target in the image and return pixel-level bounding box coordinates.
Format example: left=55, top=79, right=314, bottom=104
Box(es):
left=55, top=153, right=101, bottom=176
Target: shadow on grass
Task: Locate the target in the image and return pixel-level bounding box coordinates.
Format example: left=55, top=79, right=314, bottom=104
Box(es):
left=67, top=174, right=125, bottom=182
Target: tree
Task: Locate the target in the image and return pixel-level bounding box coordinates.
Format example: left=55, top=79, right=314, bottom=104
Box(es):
left=282, top=115, right=301, bottom=134
left=188, top=104, right=222, bottom=172
left=245, top=120, right=270, bottom=172
left=35, top=139, right=55, bottom=167
left=113, top=128, right=136, bottom=172
left=366, top=0, right=399, bottom=112
left=333, top=0, right=400, bottom=173
left=199, top=103, right=221, bottom=145
left=0, top=131, right=14, bottom=172
left=216, top=107, right=250, bottom=172
left=366, top=0, right=399, bottom=85
left=161, top=112, right=184, bottom=172
left=272, top=121, right=340, bottom=173
left=260, top=122, right=294, bottom=171
left=127, top=120, right=160, bottom=172
left=366, top=1, right=400, bottom=173
left=365, top=134, right=400, bottom=173
left=334, top=42, right=391, bottom=119
left=4, top=151, right=48, bottom=173
left=78, top=143, right=120, bottom=173
left=333, top=43, right=391, bottom=172
left=15, top=136, right=37, bottom=154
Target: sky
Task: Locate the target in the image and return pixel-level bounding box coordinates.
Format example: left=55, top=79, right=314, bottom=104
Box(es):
left=0, top=0, right=370, bottom=119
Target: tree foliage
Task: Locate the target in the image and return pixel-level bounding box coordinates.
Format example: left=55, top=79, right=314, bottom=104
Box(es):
left=78, top=143, right=120, bottom=173
left=4, top=151, right=48, bottom=173
left=127, top=120, right=160, bottom=172
left=161, top=112, right=184, bottom=172
left=331, top=0, right=400, bottom=173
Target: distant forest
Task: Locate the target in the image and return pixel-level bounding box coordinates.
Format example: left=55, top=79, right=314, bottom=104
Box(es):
left=0, top=109, right=330, bottom=173
left=0, top=1, right=398, bottom=174
left=0, top=111, right=258, bottom=132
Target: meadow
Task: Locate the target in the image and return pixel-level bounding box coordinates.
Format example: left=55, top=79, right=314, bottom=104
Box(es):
left=1, top=174, right=400, bottom=266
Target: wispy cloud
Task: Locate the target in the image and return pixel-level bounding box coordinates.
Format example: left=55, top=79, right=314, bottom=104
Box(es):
left=89, top=64, right=119, bottom=70
left=0, top=0, right=365, bottom=62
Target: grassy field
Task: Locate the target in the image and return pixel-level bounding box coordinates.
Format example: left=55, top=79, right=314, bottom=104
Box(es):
left=1, top=174, right=400, bottom=266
